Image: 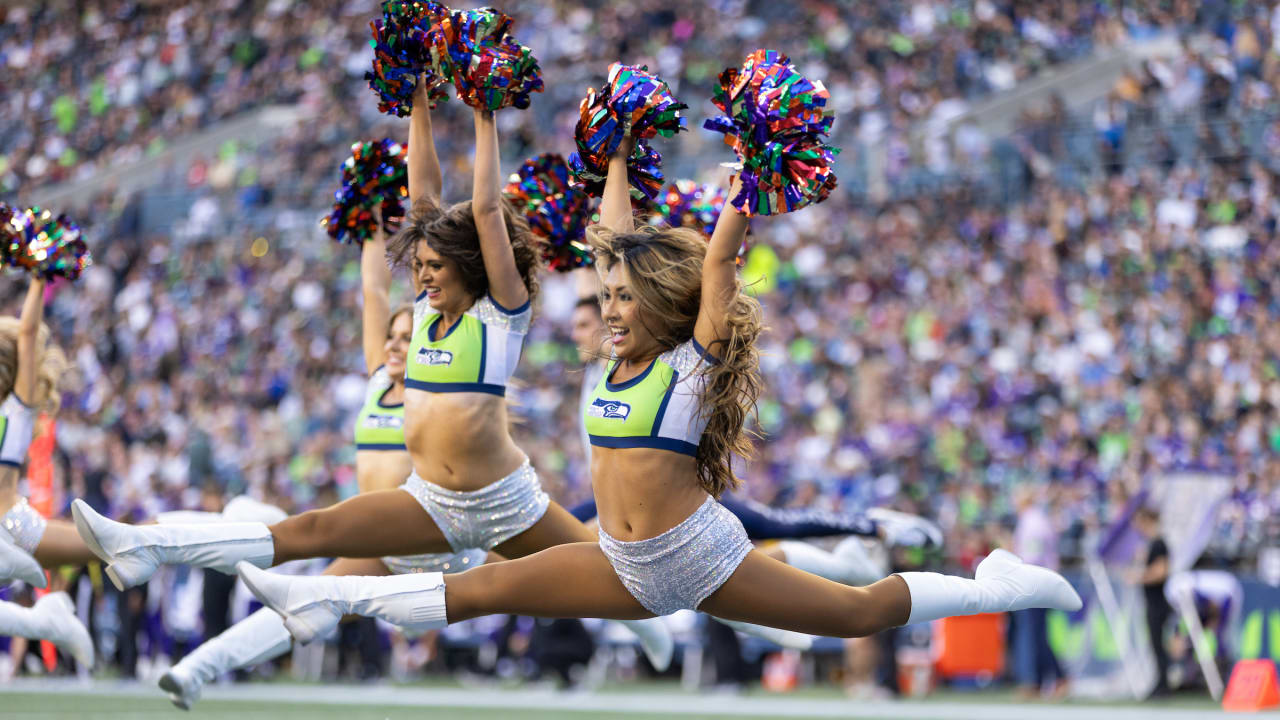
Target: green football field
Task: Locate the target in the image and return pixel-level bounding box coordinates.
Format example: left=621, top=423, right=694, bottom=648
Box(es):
left=0, top=679, right=1231, bottom=720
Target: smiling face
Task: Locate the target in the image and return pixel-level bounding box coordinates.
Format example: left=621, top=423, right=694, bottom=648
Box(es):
left=412, top=240, right=473, bottom=315
left=383, top=310, right=413, bottom=381
left=599, top=263, right=662, bottom=363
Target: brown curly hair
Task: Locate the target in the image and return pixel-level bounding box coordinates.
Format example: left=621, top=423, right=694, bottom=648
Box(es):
left=587, top=224, right=763, bottom=498
left=388, top=197, right=541, bottom=305
left=0, top=319, right=69, bottom=414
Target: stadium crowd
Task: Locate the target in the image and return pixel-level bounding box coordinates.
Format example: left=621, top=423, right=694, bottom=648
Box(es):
left=0, top=0, right=1278, bottom=695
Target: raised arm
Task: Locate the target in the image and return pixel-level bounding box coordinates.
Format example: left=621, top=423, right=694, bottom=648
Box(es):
left=361, top=216, right=393, bottom=375
left=13, top=277, right=46, bottom=405
left=598, top=137, right=636, bottom=234
left=693, top=177, right=748, bottom=351
left=471, top=108, right=528, bottom=310
left=408, top=82, right=444, bottom=206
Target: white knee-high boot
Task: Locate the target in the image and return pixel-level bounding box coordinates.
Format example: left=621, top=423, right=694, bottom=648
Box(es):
left=779, top=540, right=885, bottom=586
left=237, top=562, right=447, bottom=645
left=72, top=499, right=274, bottom=592
left=615, top=618, right=674, bottom=671
left=898, top=549, right=1081, bottom=625
left=0, top=592, right=94, bottom=667
left=159, top=608, right=292, bottom=710
left=0, top=532, right=45, bottom=587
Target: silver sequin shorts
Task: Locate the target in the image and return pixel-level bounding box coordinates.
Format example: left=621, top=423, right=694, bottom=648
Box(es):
left=398, top=459, right=549, bottom=552
left=598, top=497, right=752, bottom=616
left=1, top=496, right=47, bottom=554
left=381, top=548, right=488, bottom=575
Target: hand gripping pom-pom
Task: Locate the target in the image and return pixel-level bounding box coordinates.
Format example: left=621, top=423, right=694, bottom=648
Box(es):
left=503, top=154, right=593, bottom=272
left=320, top=139, right=409, bottom=245
left=2, top=207, right=93, bottom=281
left=434, top=8, right=543, bottom=112
left=568, top=63, right=686, bottom=200
left=366, top=1, right=452, bottom=117
left=703, top=49, right=840, bottom=216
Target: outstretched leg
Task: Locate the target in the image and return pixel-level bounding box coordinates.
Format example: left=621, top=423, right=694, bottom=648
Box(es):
left=241, top=546, right=1079, bottom=646
left=71, top=490, right=455, bottom=590
left=268, top=490, right=452, bottom=562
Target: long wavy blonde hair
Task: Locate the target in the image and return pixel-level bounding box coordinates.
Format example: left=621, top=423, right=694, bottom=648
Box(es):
left=587, top=224, right=763, bottom=497
left=0, top=319, right=68, bottom=413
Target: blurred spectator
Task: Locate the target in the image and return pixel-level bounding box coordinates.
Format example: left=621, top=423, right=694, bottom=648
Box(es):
left=1136, top=506, right=1171, bottom=698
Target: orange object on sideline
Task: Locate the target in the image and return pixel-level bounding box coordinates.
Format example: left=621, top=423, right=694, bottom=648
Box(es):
left=1222, top=659, right=1280, bottom=712
left=29, top=415, right=56, bottom=671
left=931, top=613, right=1006, bottom=678
left=761, top=650, right=800, bottom=692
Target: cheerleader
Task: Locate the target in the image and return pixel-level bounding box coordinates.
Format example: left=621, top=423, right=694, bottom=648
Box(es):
left=157, top=200, right=486, bottom=709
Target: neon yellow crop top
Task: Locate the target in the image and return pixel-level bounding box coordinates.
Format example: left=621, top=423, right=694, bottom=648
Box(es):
left=354, top=366, right=406, bottom=451
left=405, top=292, right=531, bottom=397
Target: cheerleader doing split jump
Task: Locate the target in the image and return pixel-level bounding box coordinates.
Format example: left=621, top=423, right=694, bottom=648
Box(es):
left=157, top=185, right=488, bottom=709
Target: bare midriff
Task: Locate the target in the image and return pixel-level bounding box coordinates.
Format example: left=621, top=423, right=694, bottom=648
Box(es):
left=591, top=446, right=708, bottom=542
left=404, top=388, right=526, bottom=491
left=354, top=450, right=414, bottom=495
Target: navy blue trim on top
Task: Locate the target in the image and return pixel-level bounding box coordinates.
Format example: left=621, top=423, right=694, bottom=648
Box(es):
left=0, top=459, right=21, bottom=468
left=488, top=293, right=531, bottom=315
left=651, top=369, right=678, bottom=437
left=356, top=442, right=407, bottom=451
left=428, top=313, right=465, bottom=342
left=588, top=434, right=698, bottom=457
left=605, top=357, right=657, bottom=392
left=477, top=324, right=487, bottom=384
left=416, top=289, right=428, bottom=302
left=690, top=337, right=722, bottom=365
left=375, top=384, right=404, bottom=410
left=405, top=379, right=505, bottom=396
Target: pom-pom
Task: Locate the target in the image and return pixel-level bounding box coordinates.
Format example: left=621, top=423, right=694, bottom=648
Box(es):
left=656, top=180, right=730, bottom=237
left=503, top=154, right=593, bottom=272
left=366, top=1, right=451, bottom=117
left=434, top=8, right=542, bottom=112
left=2, top=207, right=92, bottom=281
left=569, top=138, right=664, bottom=201
left=703, top=49, right=839, bottom=216
left=320, top=139, right=409, bottom=245
left=568, top=63, right=686, bottom=200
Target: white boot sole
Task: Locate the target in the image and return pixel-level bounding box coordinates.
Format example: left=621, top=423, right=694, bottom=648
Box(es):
left=158, top=669, right=196, bottom=710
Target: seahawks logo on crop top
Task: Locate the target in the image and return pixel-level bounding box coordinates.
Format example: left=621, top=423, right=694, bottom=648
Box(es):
left=362, top=414, right=404, bottom=430
left=416, top=348, right=454, bottom=367
left=588, top=398, right=631, bottom=420
left=583, top=340, right=717, bottom=457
